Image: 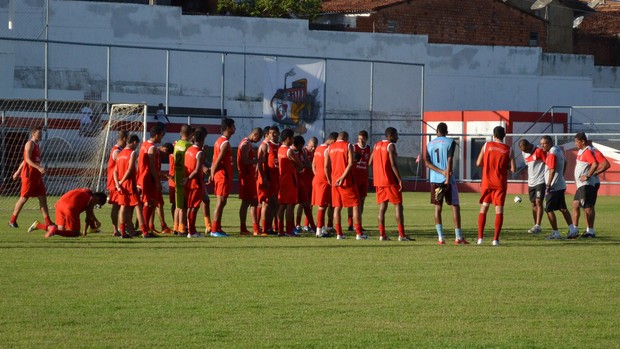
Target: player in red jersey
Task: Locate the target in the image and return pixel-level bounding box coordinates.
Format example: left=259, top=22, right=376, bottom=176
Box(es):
left=8, top=126, right=53, bottom=230
left=115, top=135, right=151, bottom=239
left=325, top=131, right=366, bottom=240
left=257, top=126, right=281, bottom=236
left=475, top=126, right=516, bottom=246
left=185, top=127, right=207, bottom=238
left=136, top=124, right=165, bottom=235
left=312, top=132, right=338, bottom=238
left=104, top=130, right=128, bottom=237
left=295, top=136, right=317, bottom=232
left=277, top=129, right=304, bottom=236
left=44, top=189, right=107, bottom=238
left=347, top=130, right=370, bottom=232
left=369, top=127, right=411, bottom=241
left=237, top=127, right=264, bottom=235
left=150, top=142, right=173, bottom=235
left=210, top=118, right=236, bottom=237
left=292, top=135, right=316, bottom=234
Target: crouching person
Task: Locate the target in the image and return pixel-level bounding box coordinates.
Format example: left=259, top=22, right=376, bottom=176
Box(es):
left=45, top=189, right=107, bottom=238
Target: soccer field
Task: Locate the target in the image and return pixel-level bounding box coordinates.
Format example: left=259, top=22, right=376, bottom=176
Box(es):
left=0, top=192, right=619, bottom=348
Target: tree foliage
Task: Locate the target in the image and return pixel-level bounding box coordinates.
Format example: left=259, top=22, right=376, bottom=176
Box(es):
left=217, top=0, right=323, bottom=20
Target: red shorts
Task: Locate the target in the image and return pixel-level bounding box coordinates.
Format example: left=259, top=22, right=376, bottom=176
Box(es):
left=479, top=187, right=507, bottom=207
left=186, top=187, right=203, bottom=208
left=239, top=174, right=257, bottom=201
left=140, top=178, right=158, bottom=204
left=55, top=205, right=80, bottom=232
left=332, top=185, right=360, bottom=208
left=214, top=178, right=231, bottom=198
left=21, top=177, right=46, bottom=198
left=168, top=186, right=175, bottom=204
left=279, top=180, right=298, bottom=205
left=356, top=179, right=369, bottom=199
left=311, top=181, right=331, bottom=207
left=257, top=183, right=269, bottom=203
left=376, top=186, right=402, bottom=204
left=119, top=192, right=140, bottom=207
left=107, top=188, right=121, bottom=205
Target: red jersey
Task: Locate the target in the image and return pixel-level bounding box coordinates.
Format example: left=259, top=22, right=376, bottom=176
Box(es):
left=57, top=188, right=93, bottom=213
left=137, top=140, right=156, bottom=187
left=353, top=143, right=371, bottom=184
left=21, top=140, right=42, bottom=180
left=237, top=137, right=256, bottom=178
left=213, top=136, right=233, bottom=183
left=168, top=153, right=175, bottom=188
left=116, top=148, right=136, bottom=193
left=184, top=145, right=204, bottom=190
left=328, top=140, right=354, bottom=187
left=313, top=144, right=329, bottom=185
left=480, top=141, right=511, bottom=189
left=278, top=145, right=297, bottom=186
left=373, top=140, right=398, bottom=187
left=299, top=147, right=314, bottom=185
left=106, top=144, right=122, bottom=191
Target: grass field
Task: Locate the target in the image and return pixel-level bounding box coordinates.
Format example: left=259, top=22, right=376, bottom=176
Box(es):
left=1, top=192, right=619, bottom=348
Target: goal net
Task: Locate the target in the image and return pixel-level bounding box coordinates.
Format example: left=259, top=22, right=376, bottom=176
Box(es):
left=0, top=99, right=146, bottom=210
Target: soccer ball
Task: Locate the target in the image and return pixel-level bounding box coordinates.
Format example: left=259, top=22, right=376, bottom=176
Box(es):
left=514, top=196, right=522, bottom=204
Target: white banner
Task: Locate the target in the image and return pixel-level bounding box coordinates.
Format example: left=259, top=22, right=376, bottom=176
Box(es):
left=263, top=59, right=324, bottom=142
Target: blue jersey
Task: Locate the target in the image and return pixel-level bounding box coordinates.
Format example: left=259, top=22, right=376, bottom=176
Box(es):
left=426, top=136, right=456, bottom=183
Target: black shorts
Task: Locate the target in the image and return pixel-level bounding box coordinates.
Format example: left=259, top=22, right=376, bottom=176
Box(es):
left=574, top=185, right=597, bottom=208
left=544, top=189, right=567, bottom=212
left=528, top=184, right=546, bottom=203
left=430, top=182, right=459, bottom=206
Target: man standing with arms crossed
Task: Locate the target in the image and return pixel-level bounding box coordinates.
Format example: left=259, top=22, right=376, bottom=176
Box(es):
left=137, top=124, right=165, bottom=235
left=276, top=129, right=303, bottom=237
left=476, top=126, right=516, bottom=246
left=571, top=132, right=601, bottom=238
left=237, top=127, right=263, bottom=236
left=370, top=127, right=411, bottom=241
left=539, top=136, right=577, bottom=240
left=348, top=130, right=371, bottom=232
left=424, top=123, right=468, bottom=245
left=210, top=118, right=236, bottom=237
left=312, top=132, right=337, bottom=238
left=518, top=139, right=547, bottom=235
left=325, top=131, right=366, bottom=240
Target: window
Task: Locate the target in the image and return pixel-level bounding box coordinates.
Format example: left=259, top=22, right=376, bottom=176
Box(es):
left=387, top=20, right=397, bottom=33
left=529, top=32, right=538, bottom=47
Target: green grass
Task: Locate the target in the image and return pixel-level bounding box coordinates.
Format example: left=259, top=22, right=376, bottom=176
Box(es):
left=0, top=193, right=619, bottom=348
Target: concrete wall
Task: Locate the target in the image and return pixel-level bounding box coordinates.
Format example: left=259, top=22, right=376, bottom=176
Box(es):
left=1, top=0, right=619, bottom=142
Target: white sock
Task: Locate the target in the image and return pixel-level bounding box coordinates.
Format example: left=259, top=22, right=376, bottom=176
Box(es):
left=436, top=224, right=444, bottom=241
left=455, top=228, right=462, bottom=240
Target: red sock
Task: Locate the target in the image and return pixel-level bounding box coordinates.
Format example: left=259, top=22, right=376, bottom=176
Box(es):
left=262, top=219, right=267, bottom=234
left=37, top=223, right=48, bottom=230
left=212, top=221, right=219, bottom=233
left=188, top=210, right=197, bottom=234
left=274, top=217, right=280, bottom=231
left=317, top=209, right=325, bottom=228
left=253, top=223, right=260, bottom=234
left=379, top=224, right=386, bottom=237
left=44, top=216, right=53, bottom=226
left=303, top=206, right=316, bottom=229
left=478, top=213, right=486, bottom=240
left=335, top=224, right=342, bottom=235
left=494, top=214, right=504, bottom=241
left=398, top=224, right=405, bottom=237
left=286, top=220, right=294, bottom=235
left=55, top=230, right=80, bottom=237
left=354, top=223, right=362, bottom=235
left=120, top=223, right=126, bottom=234
left=9, top=215, right=17, bottom=224
left=140, top=224, right=148, bottom=234
left=347, top=216, right=353, bottom=227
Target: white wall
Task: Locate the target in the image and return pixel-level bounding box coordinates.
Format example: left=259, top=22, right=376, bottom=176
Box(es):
left=1, top=0, right=619, bottom=144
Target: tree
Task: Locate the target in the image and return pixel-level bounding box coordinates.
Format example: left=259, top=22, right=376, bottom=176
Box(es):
left=217, top=0, right=323, bottom=20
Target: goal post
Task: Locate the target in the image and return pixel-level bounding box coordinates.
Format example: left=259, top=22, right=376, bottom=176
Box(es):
left=0, top=99, right=147, bottom=211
